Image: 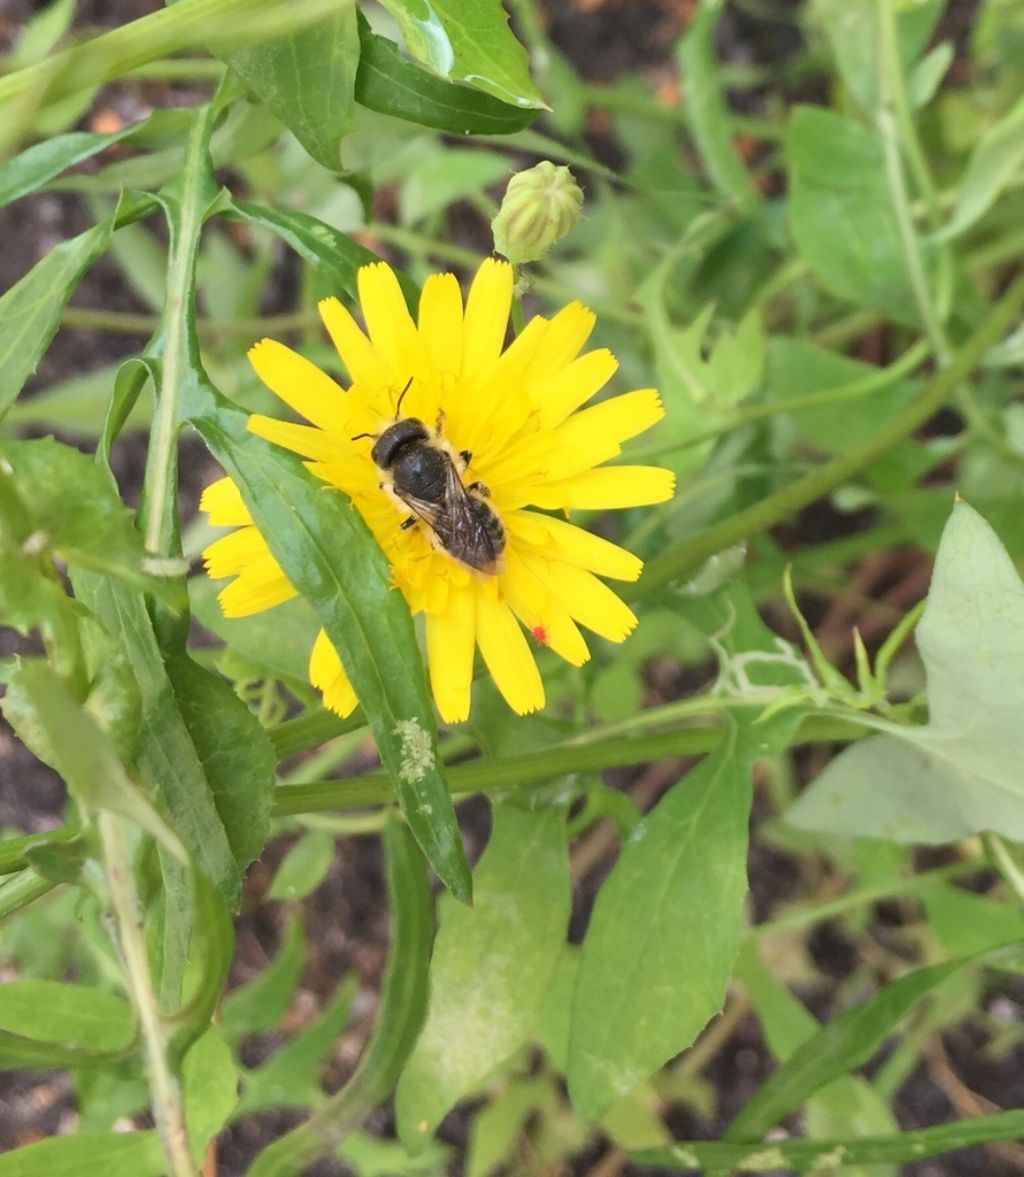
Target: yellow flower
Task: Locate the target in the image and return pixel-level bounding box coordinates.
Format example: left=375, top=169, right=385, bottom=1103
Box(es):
left=200, top=259, right=673, bottom=723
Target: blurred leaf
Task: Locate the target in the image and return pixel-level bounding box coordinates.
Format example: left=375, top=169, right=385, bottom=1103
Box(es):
left=788, top=500, right=1024, bottom=842
left=0, top=125, right=136, bottom=207
left=908, top=41, right=953, bottom=108
left=221, top=912, right=305, bottom=1047
left=811, top=0, right=943, bottom=112
left=338, top=1131, right=450, bottom=1176
left=355, top=15, right=536, bottom=134
left=190, top=576, right=319, bottom=684
left=183, top=1025, right=238, bottom=1161
left=466, top=1078, right=548, bottom=1177
left=677, top=0, right=760, bottom=211
left=396, top=801, right=571, bottom=1147
left=4, top=364, right=149, bottom=438
left=0, top=212, right=115, bottom=419
left=937, top=96, right=1024, bottom=241
left=164, top=648, right=276, bottom=872
left=736, top=943, right=898, bottom=1177
left=377, top=0, right=544, bottom=110
left=220, top=0, right=359, bottom=171
left=725, top=945, right=1024, bottom=1141
left=0, top=438, right=181, bottom=602
left=184, top=376, right=470, bottom=902
left=568, top=710, right=799, bottom=1120
left=231, top=198, right=419, bottom=308
left=0, top=1133, right=163, bottom=1177
left=247, top=819, right=433, bottom=1177
left=786, top=107, right=917, bottom=326
left=398, top=146, right=508, bottom=226
left=922, top=883, right=1024, bottom=957
left=0, top=980, right=135, bottom=1068
left=267, top=829, right=336, bottom=901
left=8, top=0, right=76, bottom=67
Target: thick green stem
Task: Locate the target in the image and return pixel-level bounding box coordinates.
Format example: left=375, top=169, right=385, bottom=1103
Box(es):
left=99, top=813, right=196, bottom=1177
left=631, top=267, right=1024, bottom=599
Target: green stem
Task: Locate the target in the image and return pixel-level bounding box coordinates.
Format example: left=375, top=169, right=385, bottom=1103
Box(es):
left=630, top=267, right=1024, bottom=599
left=983, top=833, right=1024, bottom=909
left=61, top=305, right=321, bottom=338
left=99, top=812, right=196, bottom=1177
left=0, top=869, right=56, bottom=920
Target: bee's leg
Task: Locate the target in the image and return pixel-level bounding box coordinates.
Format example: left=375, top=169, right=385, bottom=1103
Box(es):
left=460, top=449, right=472, bottom=468
left=435, top=408, right=447, bottom=434
left=400, top=517, right=417, bottom=531
left=468, top=481, right=491, bottom=497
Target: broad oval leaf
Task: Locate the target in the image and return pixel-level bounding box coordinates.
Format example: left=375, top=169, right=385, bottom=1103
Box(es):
left=567, top=712, right=796, bottom=1121
left=376, top=0, right=545, bottom=110
left=220, top=0, right=360, bottom=171
left=396, top=801, right=571, bottom=1148
left=0, top=980, right=135, bottom=1068
left=786, top=106, right=918, bottom=326
left=354, top=15, right=536, bottom=135
left=787, top=499, right=1024, bottom=843
left=0, top=1133, right=164, bottom=1177
left=182, top=1025, right=238, bottom=1161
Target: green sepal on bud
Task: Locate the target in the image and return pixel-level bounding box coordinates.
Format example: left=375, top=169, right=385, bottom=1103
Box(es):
left=491, top=161, right=583, bottom=265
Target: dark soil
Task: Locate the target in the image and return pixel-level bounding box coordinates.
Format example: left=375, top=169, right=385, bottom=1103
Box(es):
left=1, top=2, right=1020, bottom=1175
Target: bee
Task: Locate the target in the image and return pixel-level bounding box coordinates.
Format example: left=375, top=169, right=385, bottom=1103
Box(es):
left=354, top=383, right=505, bottom=575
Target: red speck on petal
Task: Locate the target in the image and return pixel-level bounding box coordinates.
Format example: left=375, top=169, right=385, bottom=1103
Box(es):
left=531, top=626, right=548, bottom=646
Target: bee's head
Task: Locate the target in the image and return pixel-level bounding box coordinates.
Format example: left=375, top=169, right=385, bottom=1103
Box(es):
left=371, top=418, right=429, bottom=469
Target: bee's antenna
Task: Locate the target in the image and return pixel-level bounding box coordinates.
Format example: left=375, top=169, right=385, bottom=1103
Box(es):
left=395, top=377, right=414, bottom=417
left=351, top=431, right=375, bottom=442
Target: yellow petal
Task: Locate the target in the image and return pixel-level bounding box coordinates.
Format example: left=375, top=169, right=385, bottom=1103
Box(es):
left=532, top=465, right=676, bottom=511
left=534, top=559, right=637, bottom=642
left=319, top=296, right=396, bottom=388
left=203, top=525, right=271, bottom=579
left=475, top=589, right=545, bottom=715
left=425, top=585, right=476, bottom=723
left=358, top=262, right=425, bottom=377
left=501, top=554, right=590, bottom=667
left=200, top=476, right=251, bottom=526
left=532, top=348, right=618, bottom=426
left=305, top=458, right=379, bottom=497
left=509, top=512, right=643, bottom=581
left=218, top=553, right=297, bottom=617
left=418, top=272, right=464, bottom=380
left=248, top=415, right=348, bottom=462
left=550, top=390, right=664, bottom=472
left=308, top=629, right=359, bottom=717
left=248, top=339, right=350, bottom=434
left=461, top=258, right=513, bottom=380
left=524, top=301, right=595, bottom=384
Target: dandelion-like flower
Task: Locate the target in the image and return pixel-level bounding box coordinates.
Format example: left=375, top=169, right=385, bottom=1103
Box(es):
left=201, top=259, right=674, bottom=723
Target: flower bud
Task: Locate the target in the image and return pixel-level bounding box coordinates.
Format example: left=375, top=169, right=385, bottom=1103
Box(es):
left=491, top=161, right=583, bottom=265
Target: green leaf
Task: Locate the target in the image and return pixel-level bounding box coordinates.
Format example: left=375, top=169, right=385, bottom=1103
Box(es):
left=235, top=977, right=357, bottom=1117
left=0, top=438, right=181, bottom=602
left=788, top=500, right=1024, bottom=842
left=376, top=0, right=545, bottom=110
left=811, top=0, right=943, bottom=113
left=230, top=198, right=419, bottom=308
left=220, top=0, right=360, bottom=171
left=4, top=364, right=149, bottom=439
left=0, top=980, right=135, bottom=1068
left=73, top=573, right=242, bottom=906
left=398, top=146, right=509, bottom=226
left=247, top=818, right=433, bottom=1177
left=0, top=126, right=137, bottom=207
left=466, top=1078, right=548, bottom=1177
left=677, top=0, right=760, bottom=211
left=183, top=1025, right=238, bottom=1161
left=786, top=106, right=918, bottom=325
left=396, top=801, right=571, bottom=1147
left=567, top=713, right=796, bottom=1121
left=221, top=912, right=305, bottom=1046
left=164, top=648, right=276, bottom=872
left=189, top=575, right=319, bottom=684
left=0, top=214, right=115, bottom=420
left=725, top=946, right=1024, bottom=1142
left=267, top=829, right=336, bottom=901
left=354, top=15, right=536, bottom=134
left=338, top=1131, right=450, bottom=1175
left=922, top=883, right=1024, bottom=958
left=15, top=660, right=188, bottom=862
left=631, top=1111, right=1024, bottom=1172
left=0, top=1134, right=164, bottom=1177
left=184, top=384, right=471, bottom=902
left=937, top=96, right=1024, bottom=241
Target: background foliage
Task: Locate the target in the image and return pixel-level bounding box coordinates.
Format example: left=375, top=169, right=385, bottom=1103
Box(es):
left=3, top=0, right=1024, bottom=1174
